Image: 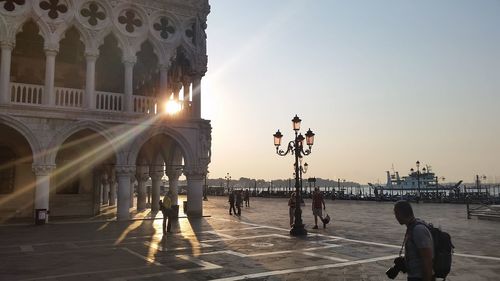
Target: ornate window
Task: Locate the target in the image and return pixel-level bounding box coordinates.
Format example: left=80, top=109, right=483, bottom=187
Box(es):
left=39, top=0, right=68, bottom=20
left=153, top=17, right=175, bottom=40
left=80, top=1, right=106, bottom=26
left=185, top=23, right=196, bottom=45
left=118, top=9, right=142, bottom=33
left=0, top=0, right=25, bottom=12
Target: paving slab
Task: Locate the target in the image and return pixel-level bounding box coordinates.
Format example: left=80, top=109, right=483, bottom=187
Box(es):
left=0, top=196, right=499, bottom=280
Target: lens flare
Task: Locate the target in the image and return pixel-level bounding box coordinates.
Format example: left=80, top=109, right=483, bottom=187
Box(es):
left=165, top=99, right=181, bottom=115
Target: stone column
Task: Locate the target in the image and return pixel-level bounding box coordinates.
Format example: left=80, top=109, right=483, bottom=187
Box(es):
left=130, top=175, right=135, bottom=208
left=44, top=49, right=57, bottom=106
left=102, top=172, right=110, bottom=205
left=116, top=165, right=135, bottom=221
left=32, top=164, right=55, bottom=222
left=0, top=42, right=13, bottom=104
left=136, top=173, right=149, bottom=211
left=85, top=52, right=98, bottom=109
left=109, top=169, right=117, bottom=206
left=166, top=169, right=182, bottom=207
left=185, top=168, right=205, bottom=217
left=150, top=170, right=163, bottom=212
left=123, top=59, right=135, bottom=113
left=192, top=75, right=202, bottom=119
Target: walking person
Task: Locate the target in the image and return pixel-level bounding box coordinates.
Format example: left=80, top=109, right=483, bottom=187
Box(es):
left=312, top=187, right=327, bottom=229
left=160, top=190, right=173, bottom=234
left=228, top=190, right=236, bottom=215
left=393, top=200, right=434, bottom=281
left=235, top=190, right=243, bottom=216
left=244, top=189, right=250, bottom=207
left=288, top=192, right=296, bottom=226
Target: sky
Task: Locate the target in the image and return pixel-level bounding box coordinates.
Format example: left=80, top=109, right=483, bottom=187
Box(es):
left=200, top=0, right=500, bottom=184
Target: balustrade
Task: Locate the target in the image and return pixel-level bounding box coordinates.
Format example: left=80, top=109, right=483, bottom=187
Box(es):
left=55, top=87, right=84, bottom=108
left=95, top=91, right=123, bottom=112
left=7, top=82, right=193, bottom=117
left=133, top=96, right=157, bottom=114
left=10, top=82, right=43, bottom=105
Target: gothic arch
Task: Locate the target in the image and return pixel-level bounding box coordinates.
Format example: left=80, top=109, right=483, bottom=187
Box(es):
left=54, top=21, right=93, bottom=53
left=127, top=127, right=195, bottom=168
left=95, top=27, right=130, bottom=59
left=135, top=36, right=165, bottom=65
left=0, top=114, right=41, bottom=162
left=46, top=121, right=121, bottom=165
left=13, top=16, right=52, bottom=48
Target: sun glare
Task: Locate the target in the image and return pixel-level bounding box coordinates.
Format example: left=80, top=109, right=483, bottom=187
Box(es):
left=165, top=99, right=181, bottom=115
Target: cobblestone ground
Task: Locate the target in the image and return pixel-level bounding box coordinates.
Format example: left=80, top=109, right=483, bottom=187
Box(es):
left=0, top=196, right=499, bottom=280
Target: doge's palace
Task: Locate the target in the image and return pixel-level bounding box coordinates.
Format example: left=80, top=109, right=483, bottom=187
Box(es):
left=0, top=0, right=211, bottom=222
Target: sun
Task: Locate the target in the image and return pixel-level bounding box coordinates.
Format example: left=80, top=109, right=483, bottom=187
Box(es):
left=164, top=98, right=181, bottom=115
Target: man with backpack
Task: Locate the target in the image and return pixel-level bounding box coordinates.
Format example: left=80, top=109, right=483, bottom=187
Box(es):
left=394, top=200, right=435, bottom=281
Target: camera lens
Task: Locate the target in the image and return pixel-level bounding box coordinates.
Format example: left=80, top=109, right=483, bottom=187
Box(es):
left=385, top=266, right=399, bottom=279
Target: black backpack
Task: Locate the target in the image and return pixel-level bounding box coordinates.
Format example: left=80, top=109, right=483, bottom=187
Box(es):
left=413, top=222, right=454, bottom=279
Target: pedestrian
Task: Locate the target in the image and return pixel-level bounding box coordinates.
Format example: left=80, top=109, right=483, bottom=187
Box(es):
left=228, top=190, right=236, bottom=215
left=160, top=190, right=173, bottom=234
left=393, top=200, right=434, bottom=281
left=312, top=187, right=327, bottom=229
left=235, top=190, right=243, bottom=216
left=244, top=189, right=250, bottom=207
left=288, top=192, right=296, bottom=226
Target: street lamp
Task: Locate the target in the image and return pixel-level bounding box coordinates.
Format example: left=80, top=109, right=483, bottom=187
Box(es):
left=274, top=114, right=315, bottom=236
left=416, top=160, right=421, bottom=203
left=225, top=173, right=231, bottom=194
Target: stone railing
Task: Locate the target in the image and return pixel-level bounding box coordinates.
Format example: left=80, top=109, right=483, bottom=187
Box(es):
left=8, top=82, right=193, bottom=117
left=10, top=82, right=43, bottom=105
left=55, top=87, right=84, bottom=108
left=95, top=91, right=123, bottom=112
left=133, top=95, right=157, bottom=114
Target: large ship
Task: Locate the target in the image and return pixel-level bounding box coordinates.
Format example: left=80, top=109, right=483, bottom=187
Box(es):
left=368, top=164, right=462, bottom=199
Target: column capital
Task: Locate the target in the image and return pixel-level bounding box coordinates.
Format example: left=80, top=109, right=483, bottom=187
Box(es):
left=85, top=51, right=99, bottom=61
left=122, top=55, right=137, bottom=66
left=44, top=49, right=58, bottom=56
left=0, top=41, right=15, bottom=50
left=32, top=164, right=56, bottom=176
left=184, top=165, right=206, bottom=180
left=149, top=171, right=164, bottom=180
left=115, top=165, right=136, bottom=176
left=166, top=168, right=183, bottom=179
left=135, top=173, right=150, bottom=182
left=158, top=63, right=170, bottom=71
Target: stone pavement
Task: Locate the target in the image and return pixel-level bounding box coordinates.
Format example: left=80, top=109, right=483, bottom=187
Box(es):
left=0, top=196, right=499, bottom=280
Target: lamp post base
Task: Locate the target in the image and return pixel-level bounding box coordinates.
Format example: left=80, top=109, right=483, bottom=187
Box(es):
left=290, top=224, right=308, bottom=236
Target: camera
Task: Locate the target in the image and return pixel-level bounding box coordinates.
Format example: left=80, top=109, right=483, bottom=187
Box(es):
left=385, top=256, right=406, bottom=279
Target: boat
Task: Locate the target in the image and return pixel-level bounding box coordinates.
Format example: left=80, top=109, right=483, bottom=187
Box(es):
left=368, top=163, right=462, bottom=200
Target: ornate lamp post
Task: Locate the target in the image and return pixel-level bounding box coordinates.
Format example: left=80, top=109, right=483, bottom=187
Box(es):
left=416, top=160, right=421, bottom=202
left=274, top=115, right=315, bottom=236
left=225, top=173, right=231, bottom=194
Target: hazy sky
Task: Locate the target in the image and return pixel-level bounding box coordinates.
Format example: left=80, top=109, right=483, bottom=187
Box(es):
left=201, top=0, right=500, bottom=184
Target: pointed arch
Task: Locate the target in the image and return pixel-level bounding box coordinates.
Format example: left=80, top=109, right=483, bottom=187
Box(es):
left=12, top=16, right=51, bottom=47
left=46, top=120, right=120, bottom=165
left=127, top=127, right=195, bottom=168
left=0, top=114, right=41, bottom=162
left=55, top=26, right=86, bottom=89
left=54, top=21, right=93, bottom=54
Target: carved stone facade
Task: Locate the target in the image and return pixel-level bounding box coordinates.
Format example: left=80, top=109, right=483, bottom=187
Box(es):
left=0, top=0, right=211, bottom=222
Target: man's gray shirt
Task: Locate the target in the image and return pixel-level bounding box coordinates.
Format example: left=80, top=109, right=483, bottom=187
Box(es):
left=405, top=219, right=434, bottom=278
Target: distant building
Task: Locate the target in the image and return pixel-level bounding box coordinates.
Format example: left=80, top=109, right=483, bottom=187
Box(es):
left=0, top=0, right=211, bottom=221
